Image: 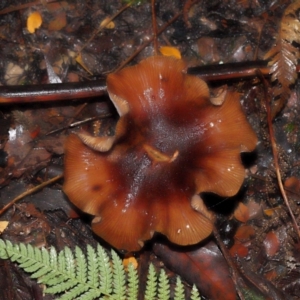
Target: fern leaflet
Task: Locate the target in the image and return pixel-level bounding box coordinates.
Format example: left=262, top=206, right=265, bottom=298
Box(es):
left=191, top=284, right=201, bottom=300
left=0, top=239, right=202, bottom=299
left=174, top=277, right=185, bottom=300
left=127, top=263, right=139, bottom=300
left=112, top=250, right=126, bottom=299
left=158, top=269, right=170, bottom=300
left=145, top=263, right=158, bottom=300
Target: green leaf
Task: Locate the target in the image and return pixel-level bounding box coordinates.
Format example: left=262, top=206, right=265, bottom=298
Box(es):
left=145, top=264, right=157, bottom=300
left=64, top=247, right=75, bottom=277
left=127, top=263, right=139, bottom=300
left=97, top=244, right=112, bottom=294
left=49, top=246, right=57, bottom=269
left=58, top=284, right=89, bottom=300
left=191, top=284, right=201, bottom=300
left=58, top=249, right=66, bottom=272
left=112, top=250, right=126, bottom=299
left=0, top=239, right=202, bottom=299
left=46, top=279, right=77, bottom=294
left=75, top=246, right=87, bottom=283
left=38, top=270, right=57, bottom=284
left=158, top=269, right=170, bottom=300
left=87, top=245, right=99, bottom=288
left=174, top=277, right=185, bottom=300
left=41, top=247, right=49, bottom=266
left=243, top=288, right=265, bottom=300
left=30, top=266, right=51, bottom=279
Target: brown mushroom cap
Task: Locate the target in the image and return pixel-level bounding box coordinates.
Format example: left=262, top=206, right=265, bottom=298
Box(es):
left=63, top=56, right=257, bottom=251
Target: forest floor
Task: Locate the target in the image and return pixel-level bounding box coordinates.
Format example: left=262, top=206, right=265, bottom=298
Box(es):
left=0, top=0, right=300, bottom=299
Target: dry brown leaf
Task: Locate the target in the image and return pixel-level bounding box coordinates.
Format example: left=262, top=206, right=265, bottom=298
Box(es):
left=281, top=2, right=300, bottom=44
left=263, top=231, right=280, bottom=257
left=234, top=225, right=255, bottom=242
left=263, top=206, right=281, bottom=217
left=0, top=221, right=9, bottom=234
left=27, top=11, right=42, bottom=34
left=75, top=53, right=93, bottom=75
left=229, top=243, right=249, bottom=258
left=234, top=202, right=249, bottom=223
left=264, top=1, right=300, bottom=116
left=48, top=11, right=67, bottom=31
left=153, top=242, right=237, bottom=300
left=159, top=46, right=181, bottom=59
left=100, top=17, right=115, bottom=29
left=284, top=176, right=300, bottom=207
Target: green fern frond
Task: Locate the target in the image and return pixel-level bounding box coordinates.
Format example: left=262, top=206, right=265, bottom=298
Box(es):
left=87, top=245, right=99, bottom=288
left=97, top=244, right=113, bottom=294
left=0, top=239, right=202, bottom=299
left=127, top=262, right=139, bottom=300
left=112, top=250, right=126, bottom=299
left=145, top=263, right=158, bottom=300
left=74, top=246, right=87, bottom=283
left=174, top=277, right=185, bottom=300
left=243, top=288, right=265, bottom=300
left=158, top=269, right=170, bottom=300
left=191, top=284, right=202, bottom=300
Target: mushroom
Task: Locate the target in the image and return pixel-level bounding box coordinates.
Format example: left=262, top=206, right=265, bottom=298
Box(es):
left=63, top=56, right=257, bottom=251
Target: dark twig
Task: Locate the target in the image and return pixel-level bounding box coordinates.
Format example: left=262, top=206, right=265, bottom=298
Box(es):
left=213, top=227, right=246, bottom=300
left=46, top=114, right=111, bottom=135
left=188, top=60, right=270, bottom=81
left=0, top=174, right=63, bottom=216
left=114, top=11, right=182, bottom=72
left=78, top=2, right=132, bottom=55
left=258, top=70, right=300, bottom=240
left=151, top=0, right=158, bottom=55
left=0, top=80, right=107, bottom=104
left=0, top=0, right=58, bottom=15
left=1, top=61, right=300, bottom=105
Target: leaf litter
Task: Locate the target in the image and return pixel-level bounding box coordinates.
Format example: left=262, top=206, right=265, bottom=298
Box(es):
left=1, top=0, right=300, bottom=299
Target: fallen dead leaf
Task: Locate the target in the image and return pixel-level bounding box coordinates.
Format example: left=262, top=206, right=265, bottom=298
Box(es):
left=264, top=206, right=282, bottom=217
left=76, top=53, right=93, bottom=75
left=153, top=242, right=237, bottom=300
left=263, top=231, right=280, bottom=257
left=5, top=63, right=25, bottom=85
left=100, top=17, right=115, bottom=29
left=234, top=202, right=250, bottom=223
left=159, top=46, right=181, bottom=59
left=27, top=11, right=42, bottom=34
left=234, top=225, right=255, bottom=242
left=229, top=243, right=249, bottom=258
left=0, top=221, right=9, bottom=234
left=48, top=11, right=67, bottom=31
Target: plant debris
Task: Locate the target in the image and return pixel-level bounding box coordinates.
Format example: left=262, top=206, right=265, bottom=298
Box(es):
left=1, top=0, right=300, bottom=299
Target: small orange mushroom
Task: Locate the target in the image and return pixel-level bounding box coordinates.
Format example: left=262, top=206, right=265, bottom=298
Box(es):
left=63, top=56, right=257, bottom=251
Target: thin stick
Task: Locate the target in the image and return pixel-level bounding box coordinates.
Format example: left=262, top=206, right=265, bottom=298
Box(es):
left=151, top=0, right=158, bottom=54
left=213, top=227, right=246, bottom=300
left=183, top=0, right=199, bottom=28
left=0, top=0, right=58, bottom=15
left=258, top=70, right=300, bottom=239
left=188, top=60, right=270, bottom=81
left=0, top=80, right=107, bottom=104
left=78, top=2, right=132, bottom=54
left=114, top=11, right=181, bottom=72
left=3, top=60, right=300, bottom=105
left=0, top=174, right=63, bottom=215
left=46, top=114, right=111, bottom=135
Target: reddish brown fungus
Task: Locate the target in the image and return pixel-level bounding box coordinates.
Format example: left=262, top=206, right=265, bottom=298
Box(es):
left=63, top=56, right=257, bottom=251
